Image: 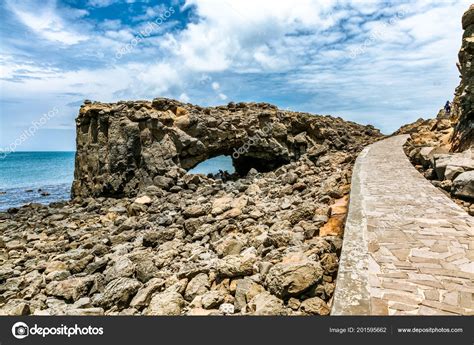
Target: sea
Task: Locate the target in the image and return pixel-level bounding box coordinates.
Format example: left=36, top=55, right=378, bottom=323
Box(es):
left=0, top=152, right=234, bottom=211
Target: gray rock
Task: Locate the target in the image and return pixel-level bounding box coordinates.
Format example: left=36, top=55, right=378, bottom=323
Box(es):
left=265, top=260, right=323, bottom=298
left=452, top=171, right=474, bottom=200
left=97, top=277, right=142, bottom=309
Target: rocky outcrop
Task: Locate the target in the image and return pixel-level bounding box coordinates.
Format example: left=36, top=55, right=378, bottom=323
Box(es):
left=397, top=5, right=474, bottom=214
left=72, top=98, right=380, bottom=198
left=451, top=5, right=474, bottom=152
left=0, top=98, right=382, bottom=316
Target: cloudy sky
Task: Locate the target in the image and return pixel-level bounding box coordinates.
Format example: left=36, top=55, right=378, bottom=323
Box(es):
left=0, top=0, right=470, bottom=151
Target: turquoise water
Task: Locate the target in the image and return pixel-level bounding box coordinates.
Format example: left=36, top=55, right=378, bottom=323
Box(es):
left=0, top=152, right=75, bottom=211
left=0, top=153, right=235, bottom=210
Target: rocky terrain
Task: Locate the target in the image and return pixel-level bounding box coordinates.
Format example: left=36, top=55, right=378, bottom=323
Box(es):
left=0, top=100, right=381, bottom=316
left=397, top=5, right=474, bottom=215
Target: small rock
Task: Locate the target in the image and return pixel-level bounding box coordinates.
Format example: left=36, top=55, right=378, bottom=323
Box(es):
left=134, top=195, right=152, bottom=205
left=247, top=291, right=285, bottom=315
left=218, top=303, right=235, bottom=315
left=300, top=296, right=330, bottom=315
left=184, top=273, right=209, bottom=301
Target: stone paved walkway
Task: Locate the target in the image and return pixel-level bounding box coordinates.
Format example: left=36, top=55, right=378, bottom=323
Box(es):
left=332, top=135, right=474, bottom=315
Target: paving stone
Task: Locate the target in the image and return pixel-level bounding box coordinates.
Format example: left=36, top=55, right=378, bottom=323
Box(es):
left=332, top=135, right=474, bottom=316
left=423, top=289, right=439, bottom=301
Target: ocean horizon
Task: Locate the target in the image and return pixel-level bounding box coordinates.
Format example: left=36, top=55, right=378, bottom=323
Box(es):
left=0, top=152, right=234, bottom=211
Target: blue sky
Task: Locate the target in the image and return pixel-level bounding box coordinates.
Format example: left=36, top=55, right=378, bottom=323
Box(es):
left=0, top=0, right=470, bottom=151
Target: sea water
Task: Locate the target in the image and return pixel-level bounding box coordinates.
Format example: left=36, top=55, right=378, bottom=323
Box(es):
left=0, top=152, right=235, bottom=210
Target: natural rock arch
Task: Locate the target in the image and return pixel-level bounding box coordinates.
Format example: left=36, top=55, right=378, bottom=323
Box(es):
left=72, top=98, right=378, bottom=198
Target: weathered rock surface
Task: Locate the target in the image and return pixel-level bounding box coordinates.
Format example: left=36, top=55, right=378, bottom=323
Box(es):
left=72, top=98, right=380, bottom=198
left=451, top=4, right=474, bottom=152
left=397, top=5, right=474, bottom=213
left=0, top=99, right=381, bottom=315
left=452, top=171, right=474, bottom=199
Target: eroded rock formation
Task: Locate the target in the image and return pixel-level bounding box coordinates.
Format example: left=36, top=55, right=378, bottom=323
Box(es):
left=397, top=5, right=474, bottom=213
left=0, top=98, right=382, bottom=316
left=451, top=5, right=474, bottom=152
left=72, top=98, right=379, bottom=198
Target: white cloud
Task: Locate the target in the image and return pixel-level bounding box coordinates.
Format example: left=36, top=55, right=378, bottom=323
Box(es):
left=6, top=0, right=89, bottom=45
left=1, top=0, right=473, bottom=150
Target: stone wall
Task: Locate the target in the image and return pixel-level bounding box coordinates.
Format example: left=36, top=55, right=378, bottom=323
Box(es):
left=72, top=98, right=380, bottom=198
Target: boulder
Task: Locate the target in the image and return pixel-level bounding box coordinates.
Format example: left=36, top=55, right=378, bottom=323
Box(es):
left=134, top=195, right=152, bottom=205
left=216, top=254, right=256, bottom=278
left=452, top=171, right=474, bottom=200
left=145, top=291, right=185, bottom=315
left=234, top=278, right=265, bottom=312
left=265, top=259, right=323, bottom=298
left=130, top=278, right=165, bottom=308
left=184, top=273, right=209, bottom=301
left=201, top=290, right=225, bottom=309
left=433, top=151, right=474, bottom=180
left=300, top=296, right=330, bottom=315
left=45, top=276, right=94, bottom=301
left=104, top=256, right=136, bottom=282
left=247, top=292, right=285, bottom=315
left=97, top=277, right=142, bottom=309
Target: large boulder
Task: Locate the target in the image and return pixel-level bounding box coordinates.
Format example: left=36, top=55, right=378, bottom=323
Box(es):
left=216, top=253, right=256, bottom=278
left=265, top=258, right=323, bottom=298
left=452, top=171, right=474, bottom=200
left=433, top=151, right=474, bottom=180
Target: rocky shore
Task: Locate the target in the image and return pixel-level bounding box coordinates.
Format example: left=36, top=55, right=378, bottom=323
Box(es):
left=397, top=5, right=474, bottom=215
left=0, top=101, right=381, bottom=316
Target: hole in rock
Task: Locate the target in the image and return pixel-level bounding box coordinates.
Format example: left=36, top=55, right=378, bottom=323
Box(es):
left=187, top=155, right=235, bottom=178
left=186, top=151, right=290, bottom=181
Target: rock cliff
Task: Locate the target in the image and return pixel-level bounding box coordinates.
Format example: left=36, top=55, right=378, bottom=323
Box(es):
left=397, top=5, right=474, bottom=213
left=451, top=4, right=474, bottom=152
left=72, top=98, right=379, bottom=198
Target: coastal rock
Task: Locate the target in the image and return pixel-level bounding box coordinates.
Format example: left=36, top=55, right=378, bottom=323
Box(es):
left=247, top=291, right=285, bottom=315
left=184, top=273, right=209, bottom=301
left=45, top=276, right=94, bottom=301
left=145, top=291, right=185, bottom=315
left=265, top=258, right=323, bottom=298
left=0, top=98, right=382, bottom=316
left=216, top=253, right=256, bottom=278
left=71, top=99, right=381, bottom=198
left=452, top=171, right=474, bottom=199
left=300, top=297, right=330, bottom=315
left=97, top=278, right=142, bottom=309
